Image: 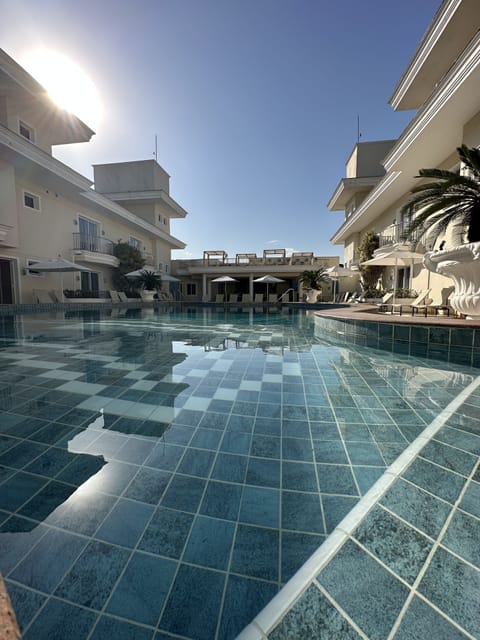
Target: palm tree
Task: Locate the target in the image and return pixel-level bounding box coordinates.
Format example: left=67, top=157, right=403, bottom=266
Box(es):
left=401, top=145, right=480, bottom=245
left=299, top=268, right=329, bottom=290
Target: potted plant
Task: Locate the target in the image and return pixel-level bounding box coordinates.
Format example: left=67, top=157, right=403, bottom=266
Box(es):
left=299, top=268, right=329, bottom=303
left=136, top=270, right=161, bottom=301
left=401, top=145, right=480, bottom=318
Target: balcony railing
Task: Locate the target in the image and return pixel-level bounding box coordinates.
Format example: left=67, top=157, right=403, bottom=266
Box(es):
left=73, top=233, right=114, bottom=255
left=378, top=224, right=422, bottom=248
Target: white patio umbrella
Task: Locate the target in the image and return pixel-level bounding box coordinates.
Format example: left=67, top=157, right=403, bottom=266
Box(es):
left=253, top=275, right=285, bottom=302
left=125, top=268, right=160, bottom=278
left=325, top=266, right=359, bottom=300
left=361, top=248, right=425, bottom=306
left=29, top=257, right=92, bottom=302
left=212, top=275, right=238, bottom=301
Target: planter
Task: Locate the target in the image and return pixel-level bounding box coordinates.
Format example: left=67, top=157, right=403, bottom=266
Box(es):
left=424, top=241, right=480, bottom=318
left=141, top=290, right=156, bottom=302
left=305, top=289, right=322, bottom=303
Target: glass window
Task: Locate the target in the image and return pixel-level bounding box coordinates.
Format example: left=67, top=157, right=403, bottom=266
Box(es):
left=129, top=237, right=142, bottom=250
left=24, top=192, right=40, bottom=210
left=186, top=283, right=196, bottom=296
left=19, top=120, right=35, bottom=142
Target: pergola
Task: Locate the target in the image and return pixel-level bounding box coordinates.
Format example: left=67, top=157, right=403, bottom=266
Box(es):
left=203, top=250, right=228, bottom=266
left=263, top=249, right=286, bottom=264
left=235, top=253, right=257, bottom=265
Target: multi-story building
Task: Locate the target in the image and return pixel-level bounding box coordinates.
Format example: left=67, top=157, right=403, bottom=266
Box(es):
left=328, top=0, right=480, bottom=300
left=0, top=49, right=187, bottom=304
left=172, top=249, right=341, bottom=302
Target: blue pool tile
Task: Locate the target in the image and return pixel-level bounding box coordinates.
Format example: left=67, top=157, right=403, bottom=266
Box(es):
left=218, top=574, right=277, bottom=640
left=254, top=416, right=281, bottom=436
left=246, top=457, right=280, bottom=488
left=54, top=453, right=107, bottom=487
left=0, top=440, right=48, bottom=469
left=231, top=524, right=279, bottom=581
left=90, top=615, right=154, bottom=640
left=54, top=540, right=130, bottom=610
left=310, top=422, right=341, bottom=440
left=281, top=531, right=325, bottom=583
left=269, top=583, right=361, bottom=640
left=190, top=427, right=223, bottom=449
left=183, top=515, right=235, bottom=570
left=200, top=480, right=242, bottom=520
left=353, top=466, right=385, bottom=494
left=95, top=498, right=154, bottom=548
left=144, top=443, right=184, bottom=471
left=459, top=480, right=480, bottom=518
left=106, top=551, right=176, bottom=625
left=11, top=528, right=87, bottom=593
left=395, top=595, right=468, bottom=640
left=250, top=434, right=281, bottom=458
left=0, top=472, right=47, bottom=512
left=177, top=447, right=216, bottom=477
left=441, top=509, right=480, bottom=569
left=174, top=409, right=204, bottom=427
left=0, top=516, right=48, bottom=575
left=23, top=447, right=74, bottom=477
left=239, top=486, right=279, bottom=528
left=139, top=506, right=193, bottom=559
left=317, top=464, right=358, bottom=496
left=318, top=539, right=409, bottom=640
left=419, top=439, right=477, bottom=476
left=211, top=453, right=248, bottom=483
left=220, top=431, right=251, bottom=455
left=46, top=490, right=116, bottom=536
left=402, top=457, right=466, bottom=505
left=200, top=410, right=230, bottom=431
left=322, top=495, right=359, bottom=532
left=282, top=491, right=324, bottom=534
left=4, top=581, right=46, bottom=632
left=19, top=480, right=75, bottom=521
left=282, top=437, right=314, bottom=462
left=23, top=598, right=97, bottom=640
left=124, top=467, right=172, bottom=505
left=282, top=461, right=318, bottom=492
left=313, top=440, right=348, bottom=464
left=419, top=547, right=480, bottom=638
left=114, top=437, right=154, bottom=464
left=353, top=505, right=433, bottom=584
left=71, top=460, right=138, bottom=496
left=345, top=441, right=385, bottom=466
left=159, top=564, right=225, bottom=640
left=161, top=474, right=206, bottom=512
left=380, top=478, right=451, bottom=539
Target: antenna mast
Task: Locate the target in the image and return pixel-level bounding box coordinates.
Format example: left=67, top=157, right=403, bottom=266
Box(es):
left=153, top=134, right=158, bottom=160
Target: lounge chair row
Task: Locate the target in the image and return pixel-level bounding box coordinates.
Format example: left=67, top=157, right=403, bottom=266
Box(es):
left=214, top=294, right=278, bottom=303
left=376, top=288, right=454, bottom=316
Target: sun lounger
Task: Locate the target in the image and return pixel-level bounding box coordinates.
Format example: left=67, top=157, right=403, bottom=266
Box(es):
left=241, top=294, right=252, bottom=303
left=117, top=291, right=129, bottom=302
left=254, top=293, right=264, bottom=303
left=109, top=290, right=121, bottom=303
left=33, top=289, right=54, bottom=303
left=376, top=292, right=394, bottom=312
left=229, top=294, right=239, bottom=303
left=215, top=294, right=224, bottom=303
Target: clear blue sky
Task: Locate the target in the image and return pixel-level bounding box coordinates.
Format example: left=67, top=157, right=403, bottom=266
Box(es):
left=1, top=0, right=441, bottom=260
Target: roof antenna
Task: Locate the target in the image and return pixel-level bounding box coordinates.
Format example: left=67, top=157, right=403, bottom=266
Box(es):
left=357, top=115, right=362, bottom=143
left=153, top=134, right=158, bottom=160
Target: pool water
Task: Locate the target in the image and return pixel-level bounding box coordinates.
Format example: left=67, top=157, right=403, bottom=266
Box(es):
left=0, top=308, right=476, bottom=640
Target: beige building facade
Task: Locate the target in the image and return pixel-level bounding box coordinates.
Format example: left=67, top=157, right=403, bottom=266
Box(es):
left=172, top=249, right=340, bottom=302
left=328, top=0, right=480, bottom=303
left=0, top=49, right=187, bottom=304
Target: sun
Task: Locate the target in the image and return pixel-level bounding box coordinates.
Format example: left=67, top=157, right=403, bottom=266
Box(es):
left=21, top=49, right=103, bottom=130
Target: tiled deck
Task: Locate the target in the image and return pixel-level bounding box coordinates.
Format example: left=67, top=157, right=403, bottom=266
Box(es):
left=239, top=375, right=480, bottom=639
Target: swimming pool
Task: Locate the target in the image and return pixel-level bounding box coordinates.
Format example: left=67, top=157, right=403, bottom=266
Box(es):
left=0, top=308, right=476, bottom=639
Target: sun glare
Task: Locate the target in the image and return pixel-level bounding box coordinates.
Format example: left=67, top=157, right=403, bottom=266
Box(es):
left=21, top=49, right=103, bottom=130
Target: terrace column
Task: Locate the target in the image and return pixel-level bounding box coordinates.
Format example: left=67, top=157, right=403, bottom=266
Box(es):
left=249, top=275, right=254, bottom=298
left=202, top=273, right=208, bottom=301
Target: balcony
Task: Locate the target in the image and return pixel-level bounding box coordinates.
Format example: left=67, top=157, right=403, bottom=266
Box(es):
left=72, top=233, right=119, bottom=267
left=378, top=223, right=422, bottom=248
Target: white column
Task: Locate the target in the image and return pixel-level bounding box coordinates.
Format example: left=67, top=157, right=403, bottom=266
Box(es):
left=202, top=273, right=208, bottom=301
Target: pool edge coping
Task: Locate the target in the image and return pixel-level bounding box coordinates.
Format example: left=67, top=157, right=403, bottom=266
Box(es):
left=237, top=373, right=480, bottom=639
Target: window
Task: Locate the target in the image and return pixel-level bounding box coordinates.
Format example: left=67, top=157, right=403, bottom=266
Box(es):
left=19, top=120, right=35, bottom=142
left=164, top=218, right=167, bottom=225
left=23, top=191, right=40, bottom=210
left=129, top=237, right=142, bottom=250
left=81, top=271, right=99, bottom=292
left=186, top=283, right=196, bottom=296
left=158, top=214, right=162, bottom=223
left=78, top=216, right=99, bottom=251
